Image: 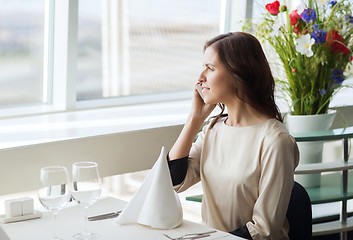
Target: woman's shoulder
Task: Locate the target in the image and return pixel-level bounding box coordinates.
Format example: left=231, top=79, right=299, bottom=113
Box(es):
left=263, top=118, right=289, bottom=134
left=203, top=116, right=227, bottom=130
left=262, top=118, right=297, bottom=146
left=262, top=119, right=299, bottom=167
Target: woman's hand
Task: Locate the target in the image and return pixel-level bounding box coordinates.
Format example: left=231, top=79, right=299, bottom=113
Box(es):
left=191, top=83, right=216, bottom=122
left=168, top=83, right=216, bottom=160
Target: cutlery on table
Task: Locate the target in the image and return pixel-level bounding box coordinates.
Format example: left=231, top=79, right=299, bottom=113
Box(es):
left=163, top=230, right=217, bottom=240
left=88, top=211, right=122, bottom=221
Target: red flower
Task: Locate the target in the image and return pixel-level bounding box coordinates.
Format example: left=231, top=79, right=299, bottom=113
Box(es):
left=290, top=10, right=301, bottom=25
left=290, top=10, right=303, bottom=34
left=266, top=1, right=280, bottom=15
left=326, top=30, right=350, bottom=55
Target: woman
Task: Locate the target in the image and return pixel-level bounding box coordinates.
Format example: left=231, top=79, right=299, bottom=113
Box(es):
left=168, top=32, right=299, bottom=240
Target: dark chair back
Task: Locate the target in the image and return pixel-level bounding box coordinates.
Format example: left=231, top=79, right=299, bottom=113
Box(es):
left=286, top=181, right=312, bottom=240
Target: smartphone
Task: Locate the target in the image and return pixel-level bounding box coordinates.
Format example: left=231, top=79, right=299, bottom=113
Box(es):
left=196, top=84, right=204, bottom=101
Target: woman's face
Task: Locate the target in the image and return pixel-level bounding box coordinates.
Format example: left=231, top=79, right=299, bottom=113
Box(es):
left=199, top=46, right=235, bottom=105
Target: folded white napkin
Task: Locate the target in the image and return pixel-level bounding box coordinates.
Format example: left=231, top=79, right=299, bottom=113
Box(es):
left=116, top=146, right=183, bottom=229
left=0, top=226, right=10, bottom=240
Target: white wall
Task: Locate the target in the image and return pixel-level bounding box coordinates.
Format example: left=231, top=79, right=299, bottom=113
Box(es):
left=0, top=125, right=183, bottom=195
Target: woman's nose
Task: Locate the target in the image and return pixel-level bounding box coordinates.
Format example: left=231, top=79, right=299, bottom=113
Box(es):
left=198, top=76, right=206, bottom=83
left=199, top=71, right=206, bottom=82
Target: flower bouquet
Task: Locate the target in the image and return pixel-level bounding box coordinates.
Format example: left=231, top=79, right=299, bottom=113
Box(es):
left=254, top=0, right=353, bottom=115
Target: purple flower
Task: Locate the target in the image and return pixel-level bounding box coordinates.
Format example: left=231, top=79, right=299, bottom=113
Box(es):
left=329, top=1, right=337, bottom=7
left=313, top=24, right=319, bottom=31
left=348, top=15, right=353, bottom=24
left=319, top=89, right=327, bottom=96
left=311, top=29, right=327, bottom=44
left=301, top=9, right=317, bottom=23
left=331, top=69, right=345, bottom=84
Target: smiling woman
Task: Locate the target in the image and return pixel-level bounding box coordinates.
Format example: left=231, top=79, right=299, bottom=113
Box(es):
left=168, top=32, right=299, bottom=240
left=198, top=47, right=235, bottom=105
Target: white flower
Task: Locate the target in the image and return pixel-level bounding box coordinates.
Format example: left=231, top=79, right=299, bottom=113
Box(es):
left=270, top=20, right=282, bottom=37
left=341, top=24, right=349, bottom=35
left=317, top=0, right=326, bottom=11
left=295, top=34, right=315, bottom=57
left=317, top=0, right=326, bottom=6
left=270, top=12, right=286, bottom=37
left=340, top=17, right=353, bottom=35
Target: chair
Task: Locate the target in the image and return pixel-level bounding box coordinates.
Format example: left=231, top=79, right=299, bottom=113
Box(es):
left=286, top=181, right=312, bottom=240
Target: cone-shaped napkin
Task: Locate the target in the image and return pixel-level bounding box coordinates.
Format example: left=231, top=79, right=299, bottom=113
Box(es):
left=0, top=226, right=10, bottom=240
left=116, top=146, right=183, bottom=229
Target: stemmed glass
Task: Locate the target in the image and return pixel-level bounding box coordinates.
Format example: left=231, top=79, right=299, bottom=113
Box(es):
left=71, top=162, right=102, bottom=240
left=38, top=166, right=71, bottom=240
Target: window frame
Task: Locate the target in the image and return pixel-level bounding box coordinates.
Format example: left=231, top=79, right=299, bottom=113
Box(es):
left=51, top=0, right=78, bottom=111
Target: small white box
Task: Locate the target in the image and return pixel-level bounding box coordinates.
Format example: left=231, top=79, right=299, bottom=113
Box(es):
left=4, top=199, right=22, bottom=218
left=19, top=197, right=34, bottom=215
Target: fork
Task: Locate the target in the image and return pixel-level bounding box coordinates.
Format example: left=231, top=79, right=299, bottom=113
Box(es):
left=163, top=230, right=216, bottom=240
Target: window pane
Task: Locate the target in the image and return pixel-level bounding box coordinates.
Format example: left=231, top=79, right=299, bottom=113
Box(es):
left=0, top=0, right=44, bottom=107
left=77, top=0, right=221, bottom=101
left=77, top=0, right=103, bottom=100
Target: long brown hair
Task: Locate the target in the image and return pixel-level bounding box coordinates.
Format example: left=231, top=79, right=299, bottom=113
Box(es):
left=205, top=32, right=283, bottom=128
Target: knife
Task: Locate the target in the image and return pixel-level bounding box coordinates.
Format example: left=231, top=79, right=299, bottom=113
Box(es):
left=88, top=210, right=122, bottom=221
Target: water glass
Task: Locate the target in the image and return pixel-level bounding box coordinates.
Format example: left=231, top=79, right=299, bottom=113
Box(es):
left=71, top=162, right=102, bottom=240
left=38, top=166, right=71, bottom=240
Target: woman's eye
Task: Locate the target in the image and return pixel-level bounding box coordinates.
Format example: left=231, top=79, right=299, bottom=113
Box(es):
left=202, top=65, right=214, bottom=71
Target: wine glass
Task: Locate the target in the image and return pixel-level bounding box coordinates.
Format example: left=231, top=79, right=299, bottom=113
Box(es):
left=71, top=162, right=102, bottom=240
left=38, top=166, right=71, bottom=240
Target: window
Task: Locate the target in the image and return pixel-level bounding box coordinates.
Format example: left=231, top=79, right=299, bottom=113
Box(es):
left=0, top=0, right=45, bottom=107
left=77, top=0, right=221, bottom=101
left=3, top=0, right=348, bottom=115
left=0, top=0, right=223, bottom=111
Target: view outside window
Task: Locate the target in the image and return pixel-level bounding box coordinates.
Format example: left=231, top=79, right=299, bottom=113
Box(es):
left=0, top=0, right=44, bottom=107
left=77, top=0, right=221, bottom=101
left=77, top=0, right=103, bottom=100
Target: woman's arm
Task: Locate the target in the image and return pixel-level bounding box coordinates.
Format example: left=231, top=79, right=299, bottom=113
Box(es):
left=246, top=134, right=299, bottom=239
left=168, top=115, right=204, bottom=160
left=168, top=85, right=215, bottom=160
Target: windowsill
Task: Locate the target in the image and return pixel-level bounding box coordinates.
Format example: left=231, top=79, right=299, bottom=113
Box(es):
left=0, top=103, right=66, bottom=120
left=0, top=100, right=191, bottom=150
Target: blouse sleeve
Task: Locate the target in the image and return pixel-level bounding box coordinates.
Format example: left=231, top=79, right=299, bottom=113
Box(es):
left=246, top=133, right=299, bottom=240
left=173, top=123, right=208, bottom=192
left=167, top=155, right=188, bottom=186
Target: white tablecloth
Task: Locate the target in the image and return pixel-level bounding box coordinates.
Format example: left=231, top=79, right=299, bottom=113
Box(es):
left=1, top=197, right=244, bottom=240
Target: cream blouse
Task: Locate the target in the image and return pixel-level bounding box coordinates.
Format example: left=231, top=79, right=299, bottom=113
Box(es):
left=175, top=118, right=299, bottom=240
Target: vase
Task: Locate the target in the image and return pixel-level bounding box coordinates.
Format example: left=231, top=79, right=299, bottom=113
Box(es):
left=286, top=110, right=337, bottom=188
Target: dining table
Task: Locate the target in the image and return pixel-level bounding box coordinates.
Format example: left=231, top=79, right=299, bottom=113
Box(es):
left=0, top=196, right=244, bottom=240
